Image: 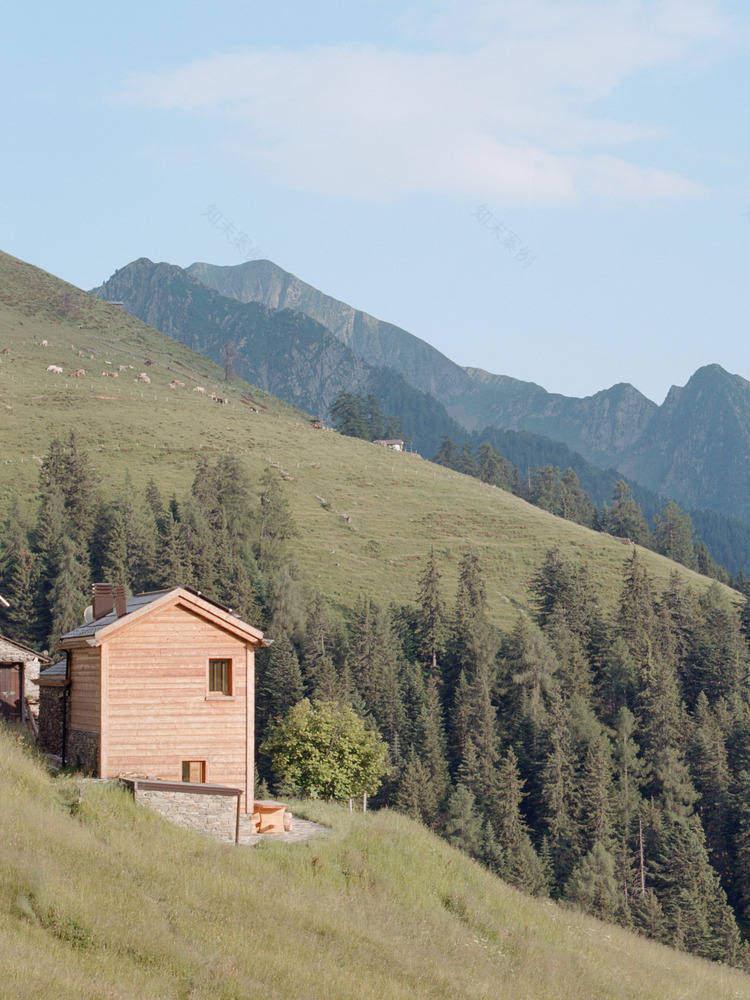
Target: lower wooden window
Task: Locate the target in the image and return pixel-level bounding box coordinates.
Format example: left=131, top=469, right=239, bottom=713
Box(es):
left=208, top=658, right=232, bottom=695
left=182, top=760, right=206, bottom=783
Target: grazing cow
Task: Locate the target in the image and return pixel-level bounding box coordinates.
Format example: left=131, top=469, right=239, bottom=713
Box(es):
left=169, top=379, right=185, bottom=389
left=46, top=365, right=63, bottom=374
left=41, top=340, right=48, bottom=347
left=2, top=348, right=10, bottom=355
left=193, top=386, right=206, bottom=393
left=118, top=365, right=128, bottom=372
left=70, top=369, right=87, bottom=377
left=136, top=373, right=151, bottom=383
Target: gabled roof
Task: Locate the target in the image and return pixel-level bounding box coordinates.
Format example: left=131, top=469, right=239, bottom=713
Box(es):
left=60, top=587, right=267, bottom=648
left=0, top=634, right=51, bottom=664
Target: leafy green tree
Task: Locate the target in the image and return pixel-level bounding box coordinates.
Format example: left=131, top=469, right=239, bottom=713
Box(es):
left=261, top=699, right=388, bottom=801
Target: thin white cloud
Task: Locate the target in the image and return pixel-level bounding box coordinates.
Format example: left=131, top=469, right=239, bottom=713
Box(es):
left=115, top=0, right=733, bottom=203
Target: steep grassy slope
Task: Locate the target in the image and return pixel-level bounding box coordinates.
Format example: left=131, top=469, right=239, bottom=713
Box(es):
left=0, top=250, right=732, bottom=631
left=2, top=726, right=749, bottom=1000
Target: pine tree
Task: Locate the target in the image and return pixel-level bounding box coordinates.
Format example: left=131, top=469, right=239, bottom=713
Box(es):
left=155, top=511, right=188, bottom=588
left=607, top=481, right=651, bottom=545
left=618, top=550, right=658, bottom=668
left=565, top=841, right=620, bottom=921
left=432, top=437, right=460, bottom=470
left=256, top=633, right=304, bottom=739
left=686, top=582, right=749, bottom=706
left=687, top=693, right=732, bottom=892
left=495, top=747, right=548, bottom=895
left=414, top=548, right=447, bottom=681
left=257, top=467, right=298, bottom=575
left=395, top=750, right=433, bottom=824
left=0, top=497, right=39, bottom=644
left=444, top=784, right=483, bottom=858
left=653, top=501, right=697, bottom=569
left=578, top=734, right=614, bottom=853
left=47, top=535, right=90, bottom=648
left=540, top=691, right=580, bottom=893
left=507, top=614, right=558, bottom=730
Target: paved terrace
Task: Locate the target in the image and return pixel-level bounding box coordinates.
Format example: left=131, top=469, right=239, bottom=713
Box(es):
left=238, top=814, right=331, bottom=846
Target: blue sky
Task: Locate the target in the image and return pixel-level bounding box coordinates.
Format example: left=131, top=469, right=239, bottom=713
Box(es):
left=4, top=1, right=749, bottom=403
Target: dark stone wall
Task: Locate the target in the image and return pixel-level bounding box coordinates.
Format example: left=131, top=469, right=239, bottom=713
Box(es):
left=37, top=688, right=99, bottom=773
left=37, top=687, right=67, bottom=757
left=67, top=729, right=100, bottom=774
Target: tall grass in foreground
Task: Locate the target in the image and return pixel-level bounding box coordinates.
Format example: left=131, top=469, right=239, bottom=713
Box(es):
left=1, top=727, right=748, bottom=1000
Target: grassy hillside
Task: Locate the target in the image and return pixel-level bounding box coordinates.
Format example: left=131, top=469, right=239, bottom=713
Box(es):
left=0, top=250, right=733, bottom=631
left=2, top=726, right=749, bottom=1000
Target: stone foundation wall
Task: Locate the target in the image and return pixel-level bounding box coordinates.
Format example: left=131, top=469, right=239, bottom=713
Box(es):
left=37, top=687, right=68, bottom=758
left=66, top=729, right=100, bottom=774
left=132, top=787, right=237, bottom=842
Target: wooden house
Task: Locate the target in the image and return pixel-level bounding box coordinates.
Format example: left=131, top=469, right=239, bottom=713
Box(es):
left=35, top=584, right=268, bottom=813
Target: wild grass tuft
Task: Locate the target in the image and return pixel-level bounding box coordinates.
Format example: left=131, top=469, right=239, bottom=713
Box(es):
left=1, top=727, right=749, bottom=999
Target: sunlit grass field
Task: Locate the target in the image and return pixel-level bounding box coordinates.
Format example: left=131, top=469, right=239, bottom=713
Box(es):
left=0, top=248, right=733, bottom=633
left=2, top=726, right=749, bottom=1000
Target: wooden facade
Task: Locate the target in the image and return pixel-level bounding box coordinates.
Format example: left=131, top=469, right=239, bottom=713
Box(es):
left=43, top=587, right=266, bottom=812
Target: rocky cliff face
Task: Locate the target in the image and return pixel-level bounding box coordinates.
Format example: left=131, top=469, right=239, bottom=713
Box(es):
left=186, top=260, right=471, bottom=401
left=95, top=258, right=750, bottom=527
left=187, top=259, right=659, bottom=462
left=615, top=365, right=750, bottom=520
left=92, top=259, right=374, bottom=416
left=92, top=260, right=469, bottom=455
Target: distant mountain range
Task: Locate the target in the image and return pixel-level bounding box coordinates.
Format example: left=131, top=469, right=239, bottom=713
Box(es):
left=92, top=258, right=750, bottom=551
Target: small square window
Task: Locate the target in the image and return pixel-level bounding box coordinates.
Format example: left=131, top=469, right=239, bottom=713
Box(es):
left=182, top=760, right=206, bottom=783
left=208, top=658, right=232, bottom=695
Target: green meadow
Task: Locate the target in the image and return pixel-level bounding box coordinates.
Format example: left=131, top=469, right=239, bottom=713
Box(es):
left=2, top=726, right=749, bottom=1000
left=0, top=250, right=731, bottom=631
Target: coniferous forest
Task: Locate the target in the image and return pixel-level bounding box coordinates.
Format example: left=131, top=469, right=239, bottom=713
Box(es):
left=5, top=434, right=750, bottom=970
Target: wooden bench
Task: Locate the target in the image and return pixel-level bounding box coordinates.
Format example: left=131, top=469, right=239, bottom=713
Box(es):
left=252, top=799, right=290, bottom=834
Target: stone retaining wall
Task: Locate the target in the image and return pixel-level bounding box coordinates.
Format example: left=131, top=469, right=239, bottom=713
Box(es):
left=67, top=728, right=100, bottom=774
left=37, top=687, right=66, bottom=757
left=130, top=786, right=237, bottom=842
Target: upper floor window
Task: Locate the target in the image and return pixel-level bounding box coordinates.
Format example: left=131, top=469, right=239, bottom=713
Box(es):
left=208, top=658, right=232, bottom=695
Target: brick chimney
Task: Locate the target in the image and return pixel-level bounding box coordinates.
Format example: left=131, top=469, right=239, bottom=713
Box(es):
left=92, top=583, right=128, bottom=620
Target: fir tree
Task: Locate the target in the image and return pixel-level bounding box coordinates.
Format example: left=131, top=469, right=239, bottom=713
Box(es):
left=414, top=548, right=447, bottom=681
left=444, top=784, right=483, bottom=858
